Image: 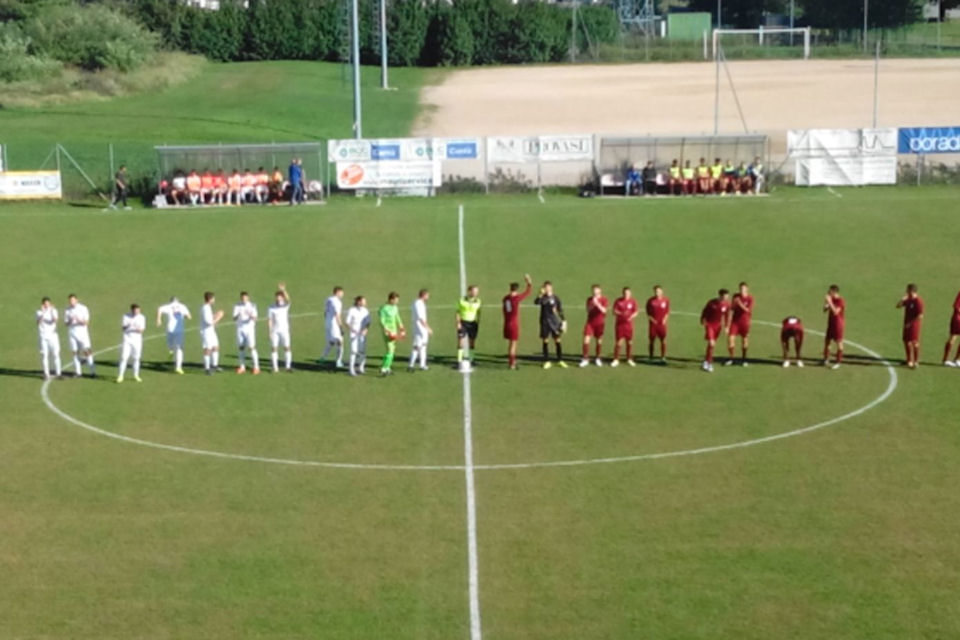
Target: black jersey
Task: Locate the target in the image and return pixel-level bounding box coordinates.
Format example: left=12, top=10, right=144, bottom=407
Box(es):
left=534, top=294, right=564, bottom=332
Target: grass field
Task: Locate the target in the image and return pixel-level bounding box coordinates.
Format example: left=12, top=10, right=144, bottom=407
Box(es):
left=2, top=187, right=960, bottom=639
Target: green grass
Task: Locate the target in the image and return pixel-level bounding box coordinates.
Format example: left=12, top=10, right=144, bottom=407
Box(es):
left=2, top=187, right=960, bottom=639
left=0, top=60, right=430, bottom=196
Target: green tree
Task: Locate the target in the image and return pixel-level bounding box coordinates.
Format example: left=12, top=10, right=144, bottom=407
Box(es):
left=799, top=0, right=919, bottom=29
left=689, top=0, right=788, bottom=28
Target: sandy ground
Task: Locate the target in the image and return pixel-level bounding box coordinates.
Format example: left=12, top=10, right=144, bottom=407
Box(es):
left=414, top=58, right=960, bottom=156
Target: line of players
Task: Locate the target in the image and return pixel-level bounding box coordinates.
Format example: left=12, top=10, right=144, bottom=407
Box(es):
left=34, top=281, right=960, bottom=381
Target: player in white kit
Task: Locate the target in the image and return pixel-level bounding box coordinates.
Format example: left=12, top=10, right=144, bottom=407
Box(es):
left=345, top=295, right=371, bottom=377
left=268, top=283, right=293, bottom=373
left=321, top=286, right=345, bottom=368
left=116, top=304, right=145, bottom=383
left=36, top=297, right=62, bottom=379
left=408, top=289, right=432, bottom=371
left=64, top=293, right=95, bottom=378
left=156, top=296, right=191, bottom=374
left=233, top=291, right=261, bottom=374
left=201, top=291, right=224, bottom=375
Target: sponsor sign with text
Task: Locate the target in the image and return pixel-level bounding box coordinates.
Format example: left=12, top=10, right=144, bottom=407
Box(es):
left=898, top=127, right=960, bottom=154
left=0, top=171, right=62, bottom=200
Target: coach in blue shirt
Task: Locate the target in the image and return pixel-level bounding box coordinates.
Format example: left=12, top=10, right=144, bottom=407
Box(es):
left=288, top=158, right=304, bottom=205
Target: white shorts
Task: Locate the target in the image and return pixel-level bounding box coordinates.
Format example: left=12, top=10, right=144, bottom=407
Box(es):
left=236, top=327, right=256, bottom=349
left=166, top=330, right=185, bottom=351
left=270, top=330, right=291, bottom=349
left=39, top=334, right=60, bottom=355
left=350, top=335, right=366, bottom=355
left=326, top=322, right=343, bottom=343
left=201, top=327, right=219, bottom=350
left=69, top=329, right=92, bottom=352
left=413, top=331, right=429, bottom=348
left=121, top=337, right=143, bottom=360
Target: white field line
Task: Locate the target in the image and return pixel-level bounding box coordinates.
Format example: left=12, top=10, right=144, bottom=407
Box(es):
left=458, top=203, right=484, bottom=640
left=39, top=312, right=897, bottom=472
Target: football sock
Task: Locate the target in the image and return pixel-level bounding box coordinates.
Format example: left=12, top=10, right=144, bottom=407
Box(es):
left=420, top=348, right=427, bottom=368
left=133, top=358, right=140, bottom=378
left=383, top=352, right=394, bottom=370
left=42, top=354, right=49, bottom=378
left=118, top=357, right=128, bottom=378
left=582, top=344, right=589, bottom=359
left=457, top=348, right=464, bottom=363
left=613, top=344, right=620, bottom=359
left=337, top=343, right=344, bottom=364
left=212, top=351, right=219, bottom=367
left=629, top=343, right=635, bottom=359
left=237, top=348, right=246, bottom=368
left=174, top=348, right=182, bottom=370
left=54, top=353, right=62, bottom=376
left=73, top=355, right=81, bottom=374
left=409, top=349, right=418, bottom=368
left=837, top=348, right=843, bottom=363
left=322, top=343, right=332, bottom=359
left=944, top=343, right=951, bottom=361
left=595, top=344, right=602, bottom=358
left=742, top=347, right=748, bottom=360
left=542, top=343, right=549, bottom=360
left=203, top=354, right=211, bottom=370
left=250, top=348, right=259, bottom=369
left=659, top=343, right=665, bottom=358
left=706, top=345, right=714, bottom=363
left=555, top=343, right=563, bottom=360
left=87, top=355, right=95, bottom=374
left=285, top=350, right=292, bottom=369
left=271, top=351, right=279, bottom=370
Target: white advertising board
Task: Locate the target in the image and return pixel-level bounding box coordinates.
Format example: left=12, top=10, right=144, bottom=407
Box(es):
left=486, top=134, right=593, bottom=163
left=788, top=128, right=897, bottom=186
left=336, top=161, right=441, bottom=190
left=0, top=171, right=62, bottom=200
left=328, top=138, right=479, bottom=163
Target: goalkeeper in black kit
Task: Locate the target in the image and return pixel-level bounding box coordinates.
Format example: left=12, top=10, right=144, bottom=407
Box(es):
left=534, top=281, right=568, bottom=369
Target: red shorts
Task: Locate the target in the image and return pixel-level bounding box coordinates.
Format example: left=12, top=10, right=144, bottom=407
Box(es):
left=951, top=317, right=960, bottom=336
left=584, top=322, right=606, bottom=338
left=704, top=323, right=723, bottom=341
left=903, top=322, right=921, bottom=343
left=826, top=321, right=845, bottom=342
left=615, top=323, right=634, bottom=340
left=503, top=323, right=519, bottom=341
left=729, top=319, right=751, bottom=337
left=781, top=328, right=804, bottom=342
left=648, top=322, right=667, bottom=340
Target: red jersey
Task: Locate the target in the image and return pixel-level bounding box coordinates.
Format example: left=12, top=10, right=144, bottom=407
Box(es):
left=586, top=296, right=609, bottom=325
left=613, top=297, right=638, bottom=325
left=502, top=284, right=532, bottom=326
left=213, top=174, right=226, bottom=188
left=953, top=292, right=960, bottom=320
left=645, top=296, right=670, bottom=325
left=731, top=294, right=754, bottom=323
left=200, top=173, right=214, bottom=189
left=827, top=295, right=845, bottom=327
left=701, top=298, right=730, bottom=326
left=782, top=316, right=803, bottom=331
left=902, top=296, right=924, bottom=325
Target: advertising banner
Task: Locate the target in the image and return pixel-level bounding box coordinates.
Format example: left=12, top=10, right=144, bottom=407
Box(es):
left=328, top=138, right=479, bottom=162
left=0, top=171, right=62, bottom=200
left=788, top=128, right=897, bottom=186
left=336, top=161, right=441, bottom=190
left=486, top=135, right=593, bottom=163
left=898, top=127, right=960, bottom=154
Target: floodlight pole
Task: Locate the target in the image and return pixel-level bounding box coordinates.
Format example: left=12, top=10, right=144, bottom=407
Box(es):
left=872, top=40, right=880, bottom=128
left=789, top=0, right=795, bottom=45
left=863, top=0, right=869, bottom=53
left=380, top=0, right=389, bottom=89
left=351, top=0, right=362, bottom=139
left=716, top=0, right=722, bottom=28
left=713, top=44, right=721, bottom=134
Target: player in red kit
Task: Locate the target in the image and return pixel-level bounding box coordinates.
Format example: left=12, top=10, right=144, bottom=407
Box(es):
left=645, top=284, right=670, bottom=363
left=502, top=273, right=533, bottom=370
left=895, top=283, right=924, bottom=369
left=580, top=285, right=609, bottom=367
left=700, top=289, right=731, bottom=372
left=943, top=289, right=960, bottom=367
left=823, top=284, right=845, bottom=370
left=725, top=281, right=754, bottom=366
left=610, top=286, right=639, bottom=367
left=780, top=316, right=804, bottom=368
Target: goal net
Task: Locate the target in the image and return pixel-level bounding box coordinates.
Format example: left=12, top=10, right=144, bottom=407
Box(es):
left=713, top=27, right=811, bottom=60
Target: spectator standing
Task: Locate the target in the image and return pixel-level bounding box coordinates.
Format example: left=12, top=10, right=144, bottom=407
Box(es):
left=109, top=165, right=131, bottom=210
left=288, top=158, right=304, bottom=206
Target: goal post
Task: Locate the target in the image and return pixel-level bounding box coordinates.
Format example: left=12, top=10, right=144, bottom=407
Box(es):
left=712, top=27, right=811, bottom=60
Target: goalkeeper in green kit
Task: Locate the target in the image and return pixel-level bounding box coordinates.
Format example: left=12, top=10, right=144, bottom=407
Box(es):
left=378, top=292, right=405, bottom=377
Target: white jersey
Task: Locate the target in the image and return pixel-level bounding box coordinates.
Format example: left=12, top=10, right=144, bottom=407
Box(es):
left=36, top=306, right=59, bottom=339
left=159, top=301, right=190, bottom=334
left=345, top=306, right=371, bottom=336
left=325, top=295, right=343, bottom=325
left=411, top=299, right=428, bottom=336
left=64, top=303, right=89, bottom=333
left=122, top=312, right=145, bottom=345
left=201, top=303, right=217, bottom=331
left=233, top=301, right=258, bottom=331
left=269, top=302, right=291, bottom=335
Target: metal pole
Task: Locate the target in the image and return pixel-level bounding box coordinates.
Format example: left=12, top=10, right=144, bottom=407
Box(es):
left=713, top=44, right=721, bottom=134
left=872, top=39, right=880, bottom=128
left=379, top=0, right=388, bottom=89
left=351, top=0, right=362, bottom=139
left=109, top=143, right=115, bottom=182
left=863, top=0, right=869, bottom=53
left=789, top=0, right=795, bottom=45
left=717, top=0, right=721, bottom=28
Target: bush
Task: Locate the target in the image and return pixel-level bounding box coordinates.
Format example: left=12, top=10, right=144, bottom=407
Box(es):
left=0, top=22, right=61, bottom=82
left=24, top=3, right=157, bottom=71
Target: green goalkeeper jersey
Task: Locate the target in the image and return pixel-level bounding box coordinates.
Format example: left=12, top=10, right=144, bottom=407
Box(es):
left=379, top=304, right=402, bottom=333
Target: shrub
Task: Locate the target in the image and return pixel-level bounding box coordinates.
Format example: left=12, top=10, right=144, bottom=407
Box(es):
left=0, top=22, right=61, bottom=82
left=24, top=3, right=157, bottom=71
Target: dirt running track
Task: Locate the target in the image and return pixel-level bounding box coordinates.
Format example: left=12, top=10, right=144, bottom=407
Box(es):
left=414, top=59, right=960, bottom=156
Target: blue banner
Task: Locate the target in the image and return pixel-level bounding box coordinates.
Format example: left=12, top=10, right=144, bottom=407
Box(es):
left=370, top=144, right=401, bottom=160
left=445, top=142, right=479, bottom=160
left=898, top=127, right=960, bottom=154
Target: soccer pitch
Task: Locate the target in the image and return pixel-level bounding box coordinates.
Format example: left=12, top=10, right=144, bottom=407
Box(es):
left=3, top=188, right=960, bottom=639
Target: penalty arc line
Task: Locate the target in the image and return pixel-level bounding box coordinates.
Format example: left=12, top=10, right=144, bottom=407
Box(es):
left=39, top=311, right=898, bottom=473
left=458, top=203, right=484, bottom=640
